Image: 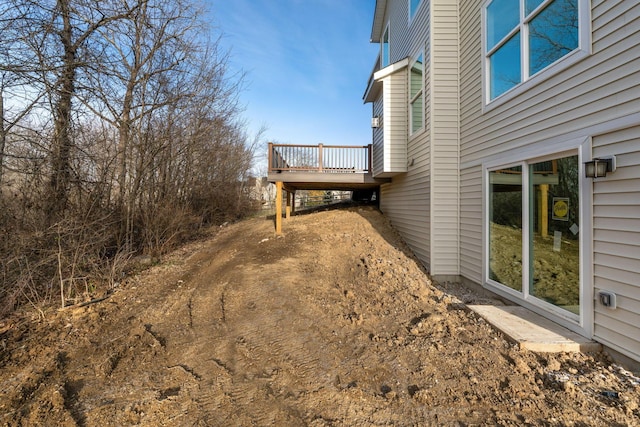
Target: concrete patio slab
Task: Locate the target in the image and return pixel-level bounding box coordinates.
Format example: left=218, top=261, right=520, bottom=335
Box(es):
left=468, top=305, right=602, bottom=353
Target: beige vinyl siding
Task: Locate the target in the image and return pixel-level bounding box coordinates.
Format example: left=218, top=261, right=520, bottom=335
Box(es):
left=429, top=0, right=459, bottom=276
left=460, top=0, right=640, bottom=273
left=368, top=0, right=409, bottom=136
left=378, top=0, right=432, bottom=269
left=459, top=0, right=640, bottom=360
left=458, top=0, right=483, bottom=284
left=459, top=166, right=482, bottom=283
left=592, top=127, right=640, bottom=362
left=387, top=0, right=410, bottom=62
left=371, top=0, right=412, bottom=178
left=459, top=0, right=482, bottom=154
left=380, top=71, right=408, bottom=175
left=380, top=0, right=431, bottom=269
left=380, top=171, right=431, bottom=267
left=371, top=98, right=385, bottom=177
left=408, top=0, right=430, bottom=53
left=380, top=0, right=461, bottom=275
left=460, top=2, right=640, bottom=166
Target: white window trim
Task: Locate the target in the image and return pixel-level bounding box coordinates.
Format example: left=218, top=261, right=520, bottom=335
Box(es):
left=481, top=136, right=594, bottom=338
left=481, top=0, right=592, bottom=112
left=409, top=51, right=424, bottom=136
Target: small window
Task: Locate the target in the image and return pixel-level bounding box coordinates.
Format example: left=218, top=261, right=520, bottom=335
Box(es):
left=484, top=0, right=583, bottom=102
left=409, top=53, right=424, bottom=134
left=409, top=0, right=422, bottom=21
left=381, top=25, right=390, bottom=67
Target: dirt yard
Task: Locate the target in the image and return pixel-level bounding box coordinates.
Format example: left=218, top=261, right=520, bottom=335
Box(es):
left=1, top=204, right=639, bottom=426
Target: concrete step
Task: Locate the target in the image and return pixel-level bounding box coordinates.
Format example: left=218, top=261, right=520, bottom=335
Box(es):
left=468, top=305, right=602, bottom=353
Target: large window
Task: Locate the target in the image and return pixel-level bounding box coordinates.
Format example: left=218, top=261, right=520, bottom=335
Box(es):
left=484, top=0, right=582, bottom=101
left=381, top=25, right=390, bottom=68
left=409, top=0, right=422, bottom=22
left=409, top=53, right=424, bottom=134
left=488, top=153, right=581, bottom=317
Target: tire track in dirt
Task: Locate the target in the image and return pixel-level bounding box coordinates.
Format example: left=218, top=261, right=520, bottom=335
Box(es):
left=175, top=213, right=437, bottom=425
left=131, top=220, right=278, bottom=423
left=2, top=206, right=639, bottom=426
left=161, top=220, right=337, bottom=424
left=220, top=274, right=330, bottom=425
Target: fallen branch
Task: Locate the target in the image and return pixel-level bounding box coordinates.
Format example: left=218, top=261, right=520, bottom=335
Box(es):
left=60, top=294, right=111, bottom=310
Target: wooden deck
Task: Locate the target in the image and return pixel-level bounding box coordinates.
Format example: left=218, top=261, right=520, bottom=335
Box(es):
left=267, top=143, right=389, bottom=234
left=267, top=143, right=387, bottom=191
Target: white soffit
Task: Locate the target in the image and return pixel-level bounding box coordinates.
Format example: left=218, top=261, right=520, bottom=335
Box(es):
left=371, top=0, right=388, bottom=42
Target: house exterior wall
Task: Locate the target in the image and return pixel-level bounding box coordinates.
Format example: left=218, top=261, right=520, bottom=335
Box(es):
left=375, top=0, right=433, bottom=269
left=367, top=0, right=640, bottom=363
left=458, top=0, right=483, bottom=284
left=372, top=96, right=385, bottom=176
left=372, top=0, right=460, bottom=275
left=377, top=69, right=408, bottom=176
left=459, top=0, right=640, bottom=361
left=592, top=127, right=640, bottom=362
left=429, top=0, right=460, bottom=276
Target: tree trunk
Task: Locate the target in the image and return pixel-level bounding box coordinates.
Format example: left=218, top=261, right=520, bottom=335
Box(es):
left=0, top=92, right=6, bottom=186
left=48, top=0, right=76, bottom=216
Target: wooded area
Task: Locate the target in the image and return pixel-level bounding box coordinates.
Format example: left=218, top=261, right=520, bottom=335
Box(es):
left=0, top=0, right=257, bottom=315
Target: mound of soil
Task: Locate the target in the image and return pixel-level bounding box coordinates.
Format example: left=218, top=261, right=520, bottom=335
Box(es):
left=1, top=205, right=638, bottom=426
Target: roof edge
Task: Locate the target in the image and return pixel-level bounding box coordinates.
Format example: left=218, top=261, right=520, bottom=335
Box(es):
left=370, top=0, right=387, bottom=42
left=373, top=57, right=409, bottom=80
left=363, top=57, right=410, bottom=103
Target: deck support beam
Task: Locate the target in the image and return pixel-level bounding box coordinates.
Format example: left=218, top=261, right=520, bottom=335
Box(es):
left=286, top=190, right=292, bottom=219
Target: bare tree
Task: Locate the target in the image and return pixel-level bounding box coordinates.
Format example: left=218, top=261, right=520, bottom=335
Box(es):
left=46, top=0, right=137, bottom=214
left=0, top=2, right=48, bottom=186
left=0, top=0, right=258, bottom=315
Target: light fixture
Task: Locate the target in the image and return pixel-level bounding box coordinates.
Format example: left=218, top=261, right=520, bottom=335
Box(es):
left=584, top=155, right=616, bottom=178
left=371, top=116, right=380, bottom=128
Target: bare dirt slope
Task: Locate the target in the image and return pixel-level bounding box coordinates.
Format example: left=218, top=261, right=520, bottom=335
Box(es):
left=1, top=205, right=639, bottom=426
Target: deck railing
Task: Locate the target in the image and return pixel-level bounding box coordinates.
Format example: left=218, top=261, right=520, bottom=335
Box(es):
left=268, top=143, right=371, bottom=173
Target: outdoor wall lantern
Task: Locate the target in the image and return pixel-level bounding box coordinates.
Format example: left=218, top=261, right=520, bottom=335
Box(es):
left=584, top=155, right=616, bottom=178
left=371, top=116, right=380, bottom=128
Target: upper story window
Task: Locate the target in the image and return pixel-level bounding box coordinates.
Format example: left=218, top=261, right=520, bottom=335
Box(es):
left=409, top=0, right=422, bottom=22
left=409, top=53, right=424, bottom=134
left=484, top=0, right=585, bottom=103
left=381, top=25, right=390, bottom=67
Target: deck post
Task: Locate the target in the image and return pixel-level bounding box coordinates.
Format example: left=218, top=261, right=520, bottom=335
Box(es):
left=318, top=143, right=323, bottom=172
left=286, top=190, right=291, bottom=219
left=268, top=142, right=273, bottom=172
left=275, top=181, right=283, bottom=235
left=539, top=184, right=549, bottom=238
left=291, top=191, right=296, bottom=215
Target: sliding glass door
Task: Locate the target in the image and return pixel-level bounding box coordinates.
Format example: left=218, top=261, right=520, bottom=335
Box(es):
left=489, top=154, right=580, bottom=318
left=529, top=155, right=580, bottom=314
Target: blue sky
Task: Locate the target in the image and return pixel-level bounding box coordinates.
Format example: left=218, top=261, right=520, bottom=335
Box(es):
left=208, top=1, right=378, bottom=151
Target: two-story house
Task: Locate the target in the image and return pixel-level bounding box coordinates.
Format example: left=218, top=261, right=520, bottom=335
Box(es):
left=363, top=0, right=640, bottom=365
